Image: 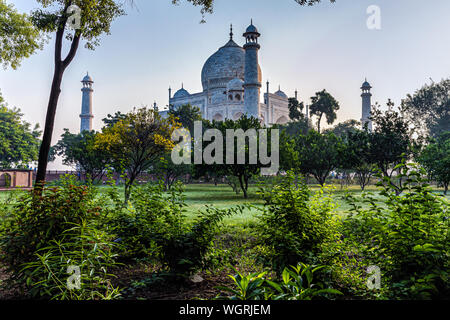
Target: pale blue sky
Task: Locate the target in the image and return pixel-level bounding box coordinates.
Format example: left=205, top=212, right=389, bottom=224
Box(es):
left=1, top=0, right=450, bottom=169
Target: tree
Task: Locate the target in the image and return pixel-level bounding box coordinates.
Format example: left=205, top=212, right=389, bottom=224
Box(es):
left=293, top=130, right=343, bottom=186
left=342, top=129, right=376, bottom=190
left=401, top=78, right=450, bottom=138
left=200, top=116, right=265, bottom=198
left=168, top=104, right=202, bottom=135
left=0, top=95, right=41, bottom=169
left=52, top=129, right=110, bottom=183
left=31, top=0, right=126, bottom=190
left=369, top=102, right=413, bottom=194
left=95, top=108, right=178, bottom=202
left=150, top=152, right=193, bottom=191
left=276, top=117, right=312, bottom=137
left=324, top=119, right=360, bottom=138
left=309, top=89, right=340, bottom=133
left=419, top=131, right=450, bottom=194
left=102, top=111, right=127, bottom=128
left=0, top=0, right=43, bottom=69
left=288, top=97, right=305, bottom=121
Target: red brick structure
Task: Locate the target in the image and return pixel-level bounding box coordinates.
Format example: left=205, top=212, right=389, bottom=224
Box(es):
left=0, top=170, right=33, bottom=190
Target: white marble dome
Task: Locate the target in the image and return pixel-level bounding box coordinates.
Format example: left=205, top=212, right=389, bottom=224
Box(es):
left=275, top=89, right=288, bottom=98
left=201, top=39, right=261, bottom=92
left=173, top=88, right=190, bottom=98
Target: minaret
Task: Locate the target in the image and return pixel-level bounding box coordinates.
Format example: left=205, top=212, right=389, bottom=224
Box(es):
left=243, top=20, right=261, bottom=119
left=361, top=79, right=373, bottom=131
left=80, top=73, right=94, bottom=132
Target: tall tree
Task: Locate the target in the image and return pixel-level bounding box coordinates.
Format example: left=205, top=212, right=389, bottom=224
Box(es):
left=419, top=131, right=450, bottom=195
left=168, top=104, right=202, bottom=135
left=293, top=130, right=343, bottom=186
left=95, top=108, right=178, bottom=202
left=288, top=97, right=305, bottom=121
left=341, top=129, right=376, bottom=190
left=52, top=129, right=110, bottom=182
left=31, top=0, right=125, bottom=190
left=309, top=89, right=340, bottom=133
left=0, top=0, right=43, bottom=69
left=401, top=78, right=450, bottom=138
left=0, top=99, right=41, bottom=169
left=324, top=119, right=360, bottom=138
left=369, top=102, right=413, bottom=194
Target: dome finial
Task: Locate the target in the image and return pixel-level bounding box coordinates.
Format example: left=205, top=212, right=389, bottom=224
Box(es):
left=230, top=24, right=233, bottom=40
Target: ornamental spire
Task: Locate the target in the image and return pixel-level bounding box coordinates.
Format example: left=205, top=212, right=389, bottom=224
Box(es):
left=230, top=24, right=233, bottom=40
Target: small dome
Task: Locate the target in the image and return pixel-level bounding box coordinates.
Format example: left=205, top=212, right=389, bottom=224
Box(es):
left=275, top=89, right=288, bottom=99
left=246, top=24, right=259, bottom=34
left=227, top=78, right=244, bottom=91
left=173, top=88, right=190, bottom=99
left=82, top=73, right=93, bottom=83
left=361, top=80, right=371, bottom=89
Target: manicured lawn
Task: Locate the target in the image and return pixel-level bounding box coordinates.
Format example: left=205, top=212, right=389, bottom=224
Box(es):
left=1, top=183, right=448, bottom=225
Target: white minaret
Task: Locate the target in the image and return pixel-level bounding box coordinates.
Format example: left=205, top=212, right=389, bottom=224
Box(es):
left=361, top=79, right=372, bottom=131
left=80, top=73, right=94, bottom=132
left=243, top=20, right=261, bottom=119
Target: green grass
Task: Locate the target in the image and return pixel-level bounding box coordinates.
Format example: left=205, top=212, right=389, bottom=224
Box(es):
left=1, top=183, right=449, bottom=225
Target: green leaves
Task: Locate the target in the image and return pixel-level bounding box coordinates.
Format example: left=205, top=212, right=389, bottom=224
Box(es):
left=0, top=104, right=41, bottom=169
left=309, top=89, right=340, bottom=133
left=343, top=161, right=450, bottom=299
left=0, top=0, right=43, bottom=69
left=218, top=263, right=342, bottom=300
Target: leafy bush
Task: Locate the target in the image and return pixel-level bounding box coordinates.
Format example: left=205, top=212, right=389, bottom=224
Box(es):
left=255, top=172, right=340, bottom=273
left=107, top=180, right=243, bottom=276
left=20, top=220, right=120, bottom=300
left=0, top=176, right=121, bottom=299
left=0, top=176, right=101, bottom=281
left=161, top=205, right=243, bottom=276
left=217, top=263, right=342, bottom=300
left=344, top=162, right=450, bottom=299
left=106, top=181, right=186, bottom=260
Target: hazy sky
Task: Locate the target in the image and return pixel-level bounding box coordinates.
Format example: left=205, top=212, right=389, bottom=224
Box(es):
left=1, top=0, right=450, bottom=169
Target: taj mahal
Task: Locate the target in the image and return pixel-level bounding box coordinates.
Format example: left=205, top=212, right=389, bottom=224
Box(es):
left=79, top=21, right=374, bottom=131
left=162, top=21, right=291, bottom=126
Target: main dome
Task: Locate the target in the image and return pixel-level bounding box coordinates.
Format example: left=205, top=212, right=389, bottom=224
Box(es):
left=201, top=40, right=245, bottom=91
left=201, top=39, right=261, bottom=91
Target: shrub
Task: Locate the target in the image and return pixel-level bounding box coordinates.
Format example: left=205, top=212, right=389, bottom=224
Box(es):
left=161, top=205, right=243, bottom=276
left=0, top=176, right=101, bottom=282
left=107, top=180, right=243, bottom=276
left=344, top=162, right=450, bottom=299
left=217, top=263, right=342, bottom=300
left=20, top=220, right=120, bottom=300
left=255, top=172, right=340, bottom=273
left=0, top=176, right=121, bottom=299
left=106, top=181, right=186, bottom=260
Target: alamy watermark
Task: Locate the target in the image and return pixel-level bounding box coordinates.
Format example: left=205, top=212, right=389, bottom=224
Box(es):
left=67, top=265, right=81, bottom=290
left=67, top=4, right=82, bottom=30
left=171, top=121, right=280, bottom=176
left=367, top=5, right=381, bottom=30
left=367, top=265, right=381, bottom=290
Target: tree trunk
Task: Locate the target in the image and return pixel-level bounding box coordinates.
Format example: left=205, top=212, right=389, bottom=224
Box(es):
left=444, top=183, right=448, bottom=195
left=238, top=175, right=248, bottom=199
left=317, top=113, right=323, bottom=133
left=35, top=64, right=64, bottom=189
left=34, top=18, right=80, bottom=194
